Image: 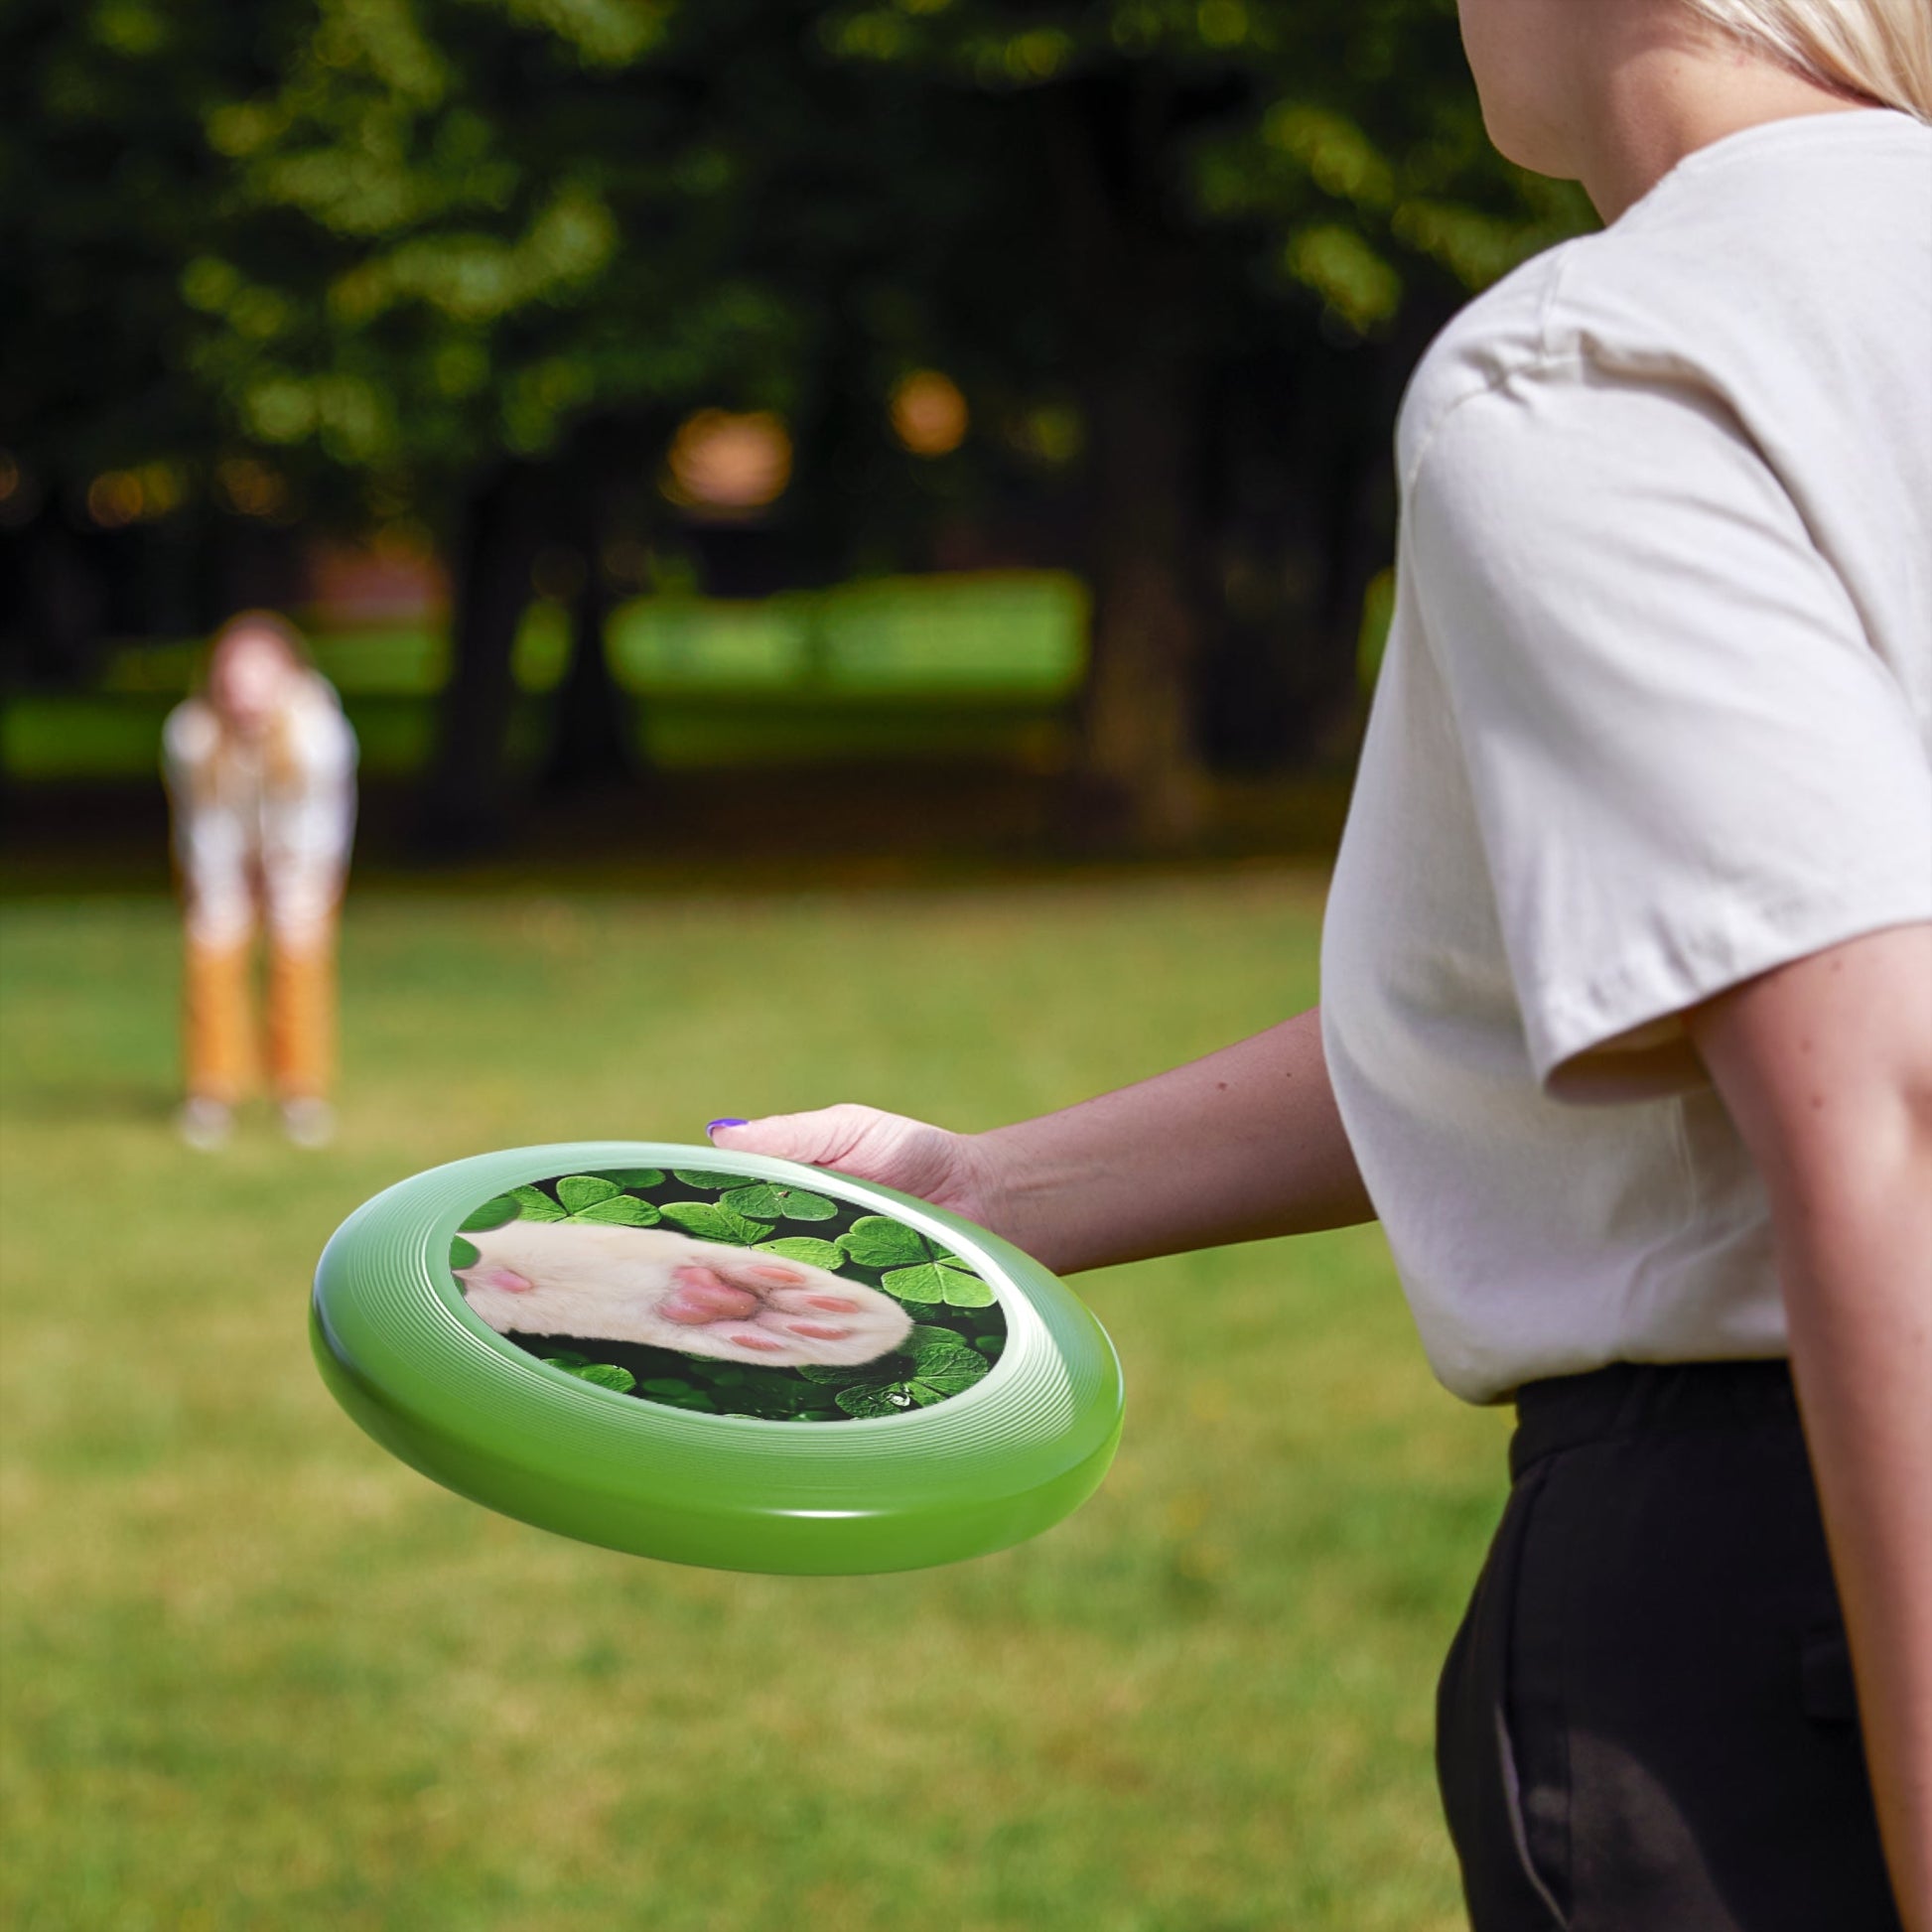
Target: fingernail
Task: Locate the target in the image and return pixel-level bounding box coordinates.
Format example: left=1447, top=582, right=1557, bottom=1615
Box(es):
left=706, top=1118, right=748, bottom=1139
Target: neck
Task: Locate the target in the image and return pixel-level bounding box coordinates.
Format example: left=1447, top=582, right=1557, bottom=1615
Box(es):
left=1571, top=13, right=1878, bottom=222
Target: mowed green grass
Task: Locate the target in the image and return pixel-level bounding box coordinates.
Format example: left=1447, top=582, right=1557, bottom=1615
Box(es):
left=0, top=876, right=1508, bottom=1932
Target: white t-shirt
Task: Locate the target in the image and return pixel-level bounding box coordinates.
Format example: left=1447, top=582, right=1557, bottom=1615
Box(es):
left=1320, top=109, right=1932, bottom=1405
left=163, top=671, right=359, bottom=948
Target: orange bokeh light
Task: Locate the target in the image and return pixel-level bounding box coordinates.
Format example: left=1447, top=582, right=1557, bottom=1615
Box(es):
left=663, top=410, right=793, bottom=513
left=891, top=370, right=969, bottom=458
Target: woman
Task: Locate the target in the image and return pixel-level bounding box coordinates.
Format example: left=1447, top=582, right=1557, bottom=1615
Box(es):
left=163, top=611, right=357, bottom=1150
left=706, top=2, right=1931, bottom=1925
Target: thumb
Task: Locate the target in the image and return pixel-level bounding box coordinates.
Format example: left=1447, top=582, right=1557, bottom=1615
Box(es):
left=706, top=1103, right=963, bottom=1201
left=707, top=1104, right=880, bottom=1169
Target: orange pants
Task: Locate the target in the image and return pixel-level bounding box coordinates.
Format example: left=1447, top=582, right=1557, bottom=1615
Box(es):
left=183, top=921, right=338, bottom=1105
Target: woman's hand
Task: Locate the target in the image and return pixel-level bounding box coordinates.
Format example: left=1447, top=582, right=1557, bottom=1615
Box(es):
left=709, top=1106, right=1017, bottom=1237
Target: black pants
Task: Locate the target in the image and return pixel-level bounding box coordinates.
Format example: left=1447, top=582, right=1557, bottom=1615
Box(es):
left=1437, top=1360, right=1900, bottom=1932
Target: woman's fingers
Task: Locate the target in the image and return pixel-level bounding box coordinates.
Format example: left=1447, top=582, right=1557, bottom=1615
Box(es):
left=708, top=1104, right=972, bottom=1208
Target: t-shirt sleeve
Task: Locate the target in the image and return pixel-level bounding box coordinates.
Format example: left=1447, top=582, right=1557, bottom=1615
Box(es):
left=1407, top=364, right=1932, bottom=1102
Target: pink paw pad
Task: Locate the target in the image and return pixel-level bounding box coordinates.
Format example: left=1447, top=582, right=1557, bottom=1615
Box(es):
left=661, top=1267, right=761, bottom=1324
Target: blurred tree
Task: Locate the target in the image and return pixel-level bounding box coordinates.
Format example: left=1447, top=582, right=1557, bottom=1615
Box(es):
left=0, top=0, right=287, bottom=681
left=3, top=0, right=1590, bottom=846
left=811, top=0, right=1592, bottom=838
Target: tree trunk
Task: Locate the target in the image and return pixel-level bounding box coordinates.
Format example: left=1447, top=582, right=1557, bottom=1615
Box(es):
left=416, top=461, right=545, bottom=858
left=542, top=551, right=634, bottom=794
left=1077, top=360, right=1206, bottom=845
left=541, top=429, right=639, bottom=796
left=1043, top=75, right=1210, bottom=850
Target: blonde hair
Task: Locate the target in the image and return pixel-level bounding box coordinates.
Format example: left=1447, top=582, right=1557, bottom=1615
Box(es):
left=1684, top=0, right=1932, bottom=120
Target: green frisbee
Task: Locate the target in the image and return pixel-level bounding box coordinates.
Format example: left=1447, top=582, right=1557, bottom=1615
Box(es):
left=311, top=1142, right=1123, bottom=1575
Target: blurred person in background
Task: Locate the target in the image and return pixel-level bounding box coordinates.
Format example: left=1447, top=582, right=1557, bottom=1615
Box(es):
left=162, top=612, right=357, bottom=1151
left=710, top=0, right=1932, bottom=1925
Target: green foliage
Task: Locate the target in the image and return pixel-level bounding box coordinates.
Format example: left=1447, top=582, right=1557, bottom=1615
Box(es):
left=540, top=1350, right=639, bottom=1393
left=552, top=1173, right=660, bottom=1225
left=716, top=1182, right=839, bottom=1223
left=839, top=1215, right=988, bottom=1304
left=458, top=1193, right=523, bottom=1231
left=448, top=1235, right=481, bottom=1270
left=657, top=1199, right=767, bottom=1246
left=462, top=1175, right=663, bottom=1232
left=795, top=1317, right=993, bottom=1417
left=568, top=1361, right=638, bottom=1393
left=507, top=1182, right=566, bottom=1223
left=753, top=1236, right=846, bottom=1269
left=3, top=0, right=1589, bottom=531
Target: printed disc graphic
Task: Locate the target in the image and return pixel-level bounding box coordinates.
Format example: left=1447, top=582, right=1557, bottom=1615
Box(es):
left=312, top=1143, right=1123, bottom=1574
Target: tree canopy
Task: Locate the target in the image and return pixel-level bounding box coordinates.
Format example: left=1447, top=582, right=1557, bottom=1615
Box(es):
left=3, top=0, right=1592, bottom=841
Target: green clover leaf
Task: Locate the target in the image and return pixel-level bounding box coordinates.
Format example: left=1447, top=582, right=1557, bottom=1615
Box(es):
left=565, top=1362, right=637, bottom=1394
left=602, top=1168, right=665, bottom=1188
left=881, top=1260, right=993, bottom=1307
left=907, top=1332, right=990, bottom=1383
left=719, top=1183, right=839, bottom=1223
left=755, top=1236, right=845, bottom=1269
left=837, top=1216, right=928, bottom=1267
left=450, top=1236, right=481, bottom=1271
left=459, top=1194, right=521, bottom=1232
left=509, top=1183, right=567, bottom=1223
left=570, top=1194, right=660, bottom=1227
left=835, top=1382, right=920, bottom=1418
left=659, top=1200, right=768, bottom=1245
left=797, top=1361, right=867, bottom=1386
left=670, top=1169, right=745, bottom=1190
left=555, top=1174, right=623, bottom=1213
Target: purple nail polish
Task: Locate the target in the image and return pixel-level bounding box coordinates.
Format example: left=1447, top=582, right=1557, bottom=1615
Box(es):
left=706, top=1118, right=748, bottom=1137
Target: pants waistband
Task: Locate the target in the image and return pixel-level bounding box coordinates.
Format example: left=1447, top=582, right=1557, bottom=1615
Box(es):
left=1510, top=1358, right=1797, bottom=1482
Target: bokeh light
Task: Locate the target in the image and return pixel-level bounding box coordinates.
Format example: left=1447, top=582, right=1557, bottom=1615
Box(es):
left=890, top=369, right=969, bottom=458
left=213, top=456, right=290, bottom=519
left=84, top=464, right=186, bottom=529
left=662, top=409, right=793, bottom=513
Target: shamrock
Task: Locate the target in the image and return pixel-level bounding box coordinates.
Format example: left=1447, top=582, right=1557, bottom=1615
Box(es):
left=837, top=1216, right=994, bottom=1306
left=540, top=1352, right=637, bottom=1394
left=462, top=1176, right=661, bottom=1231
left=797, top=1321, right=992, bottom=1417
left=657, top=1200, right=768, bottom=1245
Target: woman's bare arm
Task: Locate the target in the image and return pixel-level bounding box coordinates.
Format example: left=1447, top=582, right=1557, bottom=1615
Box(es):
left=1688, top=922, right=1932, bottom=1932
left=711, top=1005, right=1375, bottom=1277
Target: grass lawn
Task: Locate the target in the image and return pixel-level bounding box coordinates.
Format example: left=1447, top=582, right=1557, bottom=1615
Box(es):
left=0, top=872, right=1507, bottom=1932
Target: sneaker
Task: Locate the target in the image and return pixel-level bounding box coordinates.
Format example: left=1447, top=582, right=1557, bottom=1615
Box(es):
left=177, top=1096, right=233, bottom=1151
left=280, top=1096, right=337, bottom=1149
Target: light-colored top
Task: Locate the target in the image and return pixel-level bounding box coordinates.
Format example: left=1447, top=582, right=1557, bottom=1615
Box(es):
left=1320, top=109, right=1932, bottom=1405
left=163, top=671, right=358, bottom=948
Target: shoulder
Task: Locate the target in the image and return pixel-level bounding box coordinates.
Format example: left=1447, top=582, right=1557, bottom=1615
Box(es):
left=1395, top=241, right=1585, bottom=485
left=163, top=697, right=220, bottom=767
left=1398, top=109, right=1932, bottom=492
left=282, top=674, right=358, bottom=768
